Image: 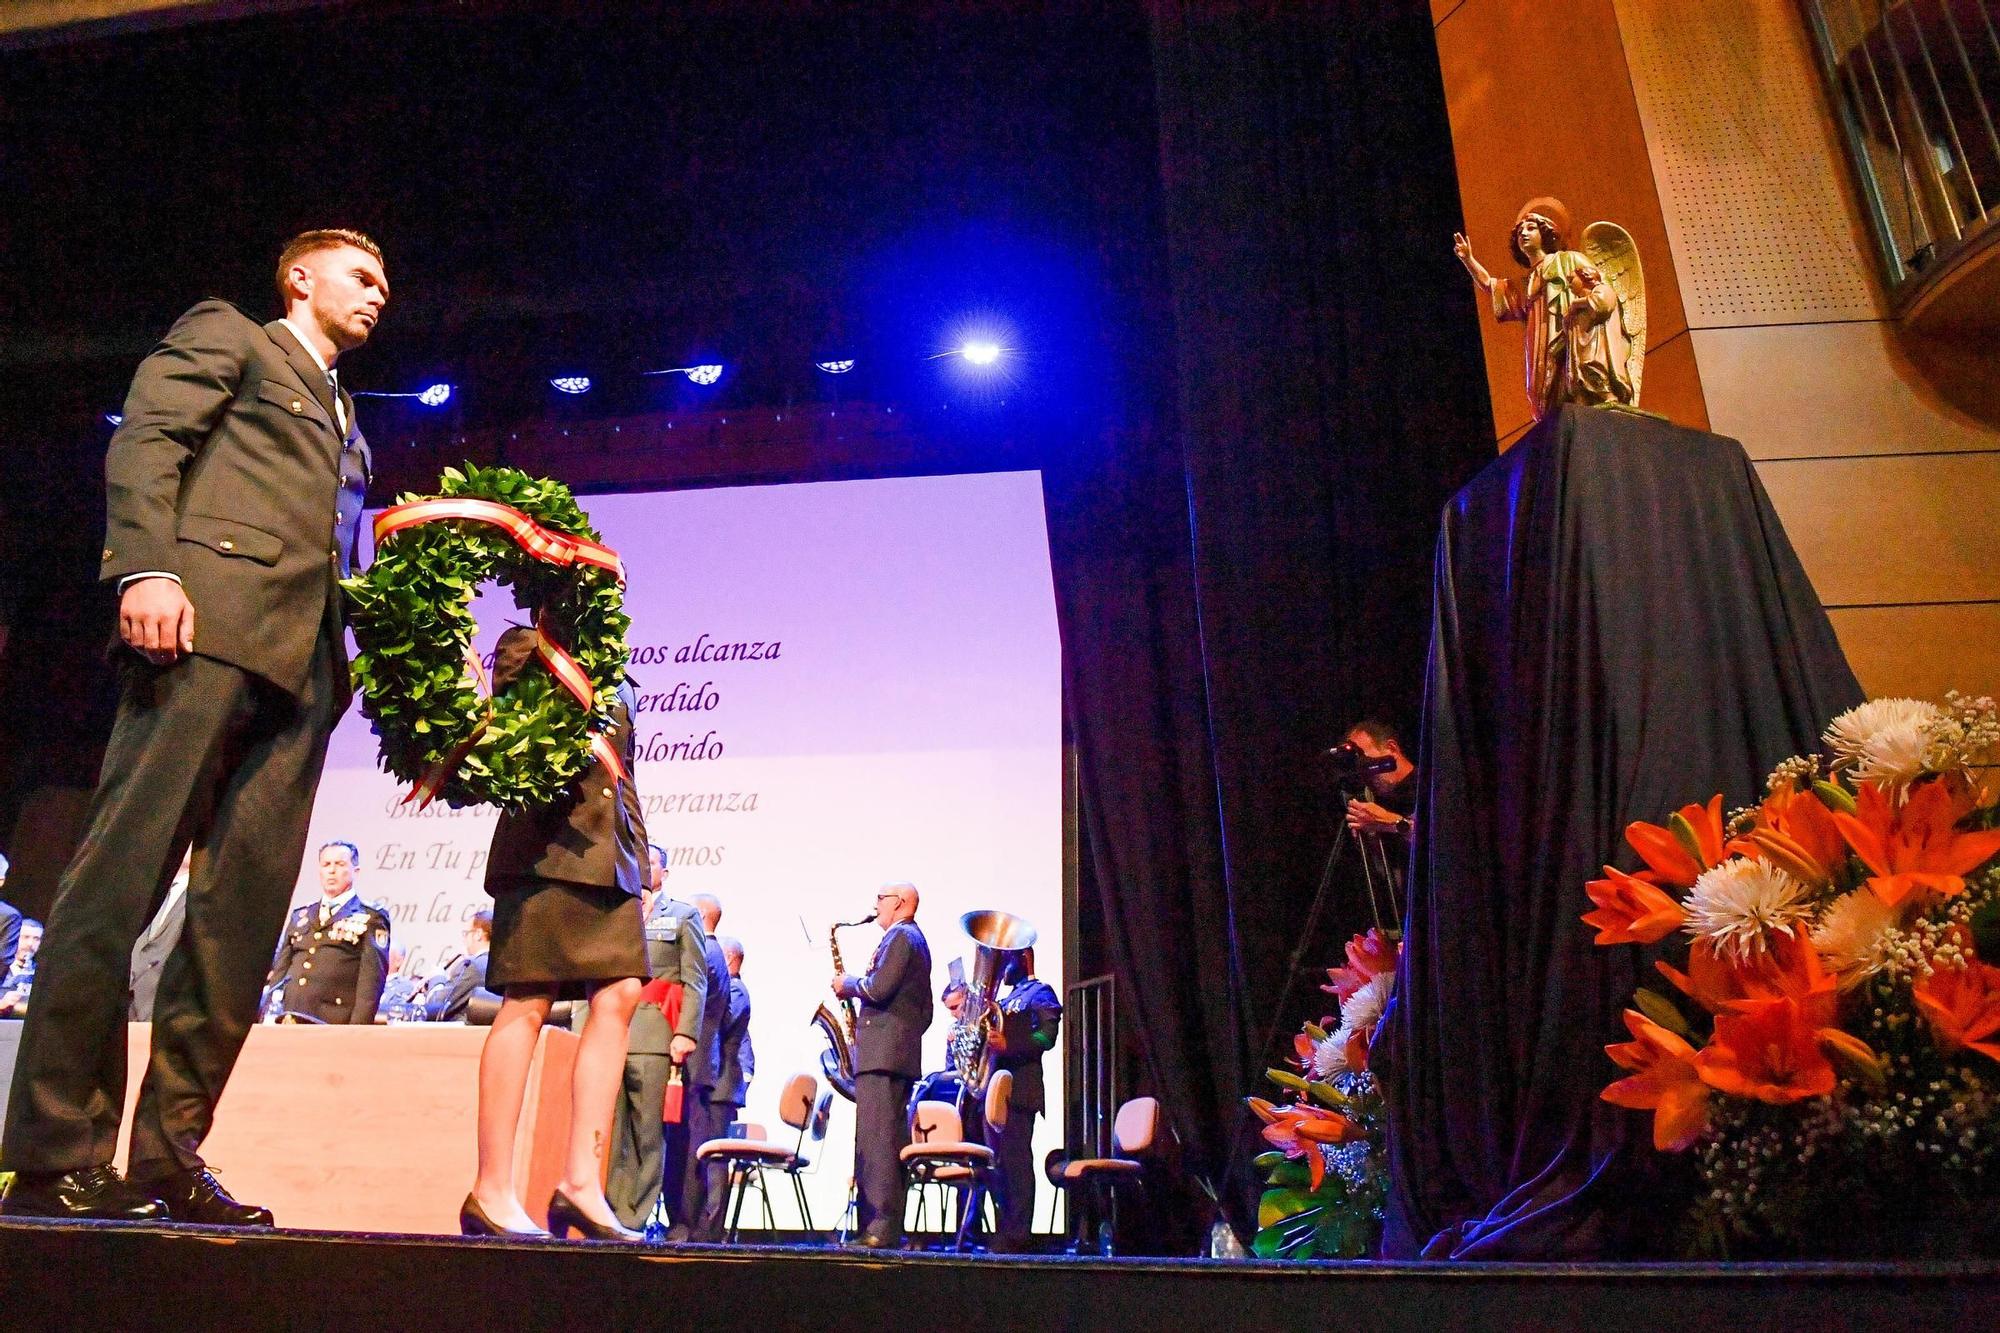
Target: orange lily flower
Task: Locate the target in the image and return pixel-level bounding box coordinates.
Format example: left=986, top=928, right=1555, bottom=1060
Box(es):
left=1912, top=958, right=2000, bottom=1064
left=1344, top=1025, right=1372, bottom=1075
left=1626, top=794, right=1726, bottom=889
left=1322, top=927, right=1398, bottom=1002
left=1583, top=865, right=1686, bottom=945
left=1728, top=783, right=1848, bottom=890
left=1247, top=1097, right=1361, bottom=1188
left=1656, top=934, right=1836, bottom=1028
left=1602, top=1009, right=1710, bottom=1150
left=1833, top=777, right=2000, bottom=908
left=1694, top=997, right=1835, bottom=1103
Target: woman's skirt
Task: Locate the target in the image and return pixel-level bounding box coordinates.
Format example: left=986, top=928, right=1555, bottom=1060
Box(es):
left=486, top=877, right=648, bottom=999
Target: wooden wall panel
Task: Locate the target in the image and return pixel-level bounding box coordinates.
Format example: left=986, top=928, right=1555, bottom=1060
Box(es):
left=1695, top=324, right=2000, bottom=460
left=1755, top=453, right=2000, bottom=608
left=1830, top=604, right=2000, bottom=706
left=1435, top=0, right=1698, bottom=443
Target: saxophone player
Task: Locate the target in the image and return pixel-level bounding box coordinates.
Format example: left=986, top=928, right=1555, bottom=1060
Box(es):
left=831, top=882, right=932, bottom=1249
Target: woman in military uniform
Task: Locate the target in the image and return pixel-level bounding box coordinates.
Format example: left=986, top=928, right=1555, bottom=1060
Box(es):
left=460, top=626, right=649, bottom=1241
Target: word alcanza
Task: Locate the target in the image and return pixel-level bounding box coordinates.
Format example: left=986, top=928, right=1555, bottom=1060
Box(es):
left=628, top=634, right=783, bottom=667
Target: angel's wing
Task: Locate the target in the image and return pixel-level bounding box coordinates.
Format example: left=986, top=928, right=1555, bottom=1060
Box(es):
left=1582, top=220, right=1646, bottom=404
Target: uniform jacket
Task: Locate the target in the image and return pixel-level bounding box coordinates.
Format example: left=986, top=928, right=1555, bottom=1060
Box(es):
left=854, top=920, right=932, bottom=1078
left=100, top=300, right=371, bottom=702
left=265, top=896, right=392, bottom=1024
left=992, top=978, right=1063, bottom=1115
left=686, top=930, right=730, bottom=1091
left=423, top=951, right=493, bottom=1022
left=709, top=975, right=754, bottom=1106
left=629, top=897, right=708, bottom=1057
left=483, top=627, right=647, bottom=896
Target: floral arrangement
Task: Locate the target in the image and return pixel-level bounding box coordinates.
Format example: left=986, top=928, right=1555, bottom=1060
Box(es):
left=1244, top=928, right=1397, bottom=1258
left=1584, top=693, right=2000, bottom=1255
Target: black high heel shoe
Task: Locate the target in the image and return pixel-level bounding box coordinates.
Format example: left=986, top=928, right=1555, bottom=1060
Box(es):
left=545, top=1189, right=643, bottom=1242
left=459, top=1193, right=549, bottom=1238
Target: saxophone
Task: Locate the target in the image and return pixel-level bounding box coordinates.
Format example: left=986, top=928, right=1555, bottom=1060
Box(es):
left=810, top=909, right=875, bottom=1102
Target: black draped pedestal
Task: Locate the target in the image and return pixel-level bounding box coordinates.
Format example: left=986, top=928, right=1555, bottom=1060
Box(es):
left=1376, top=407, right=1864, bottom=1260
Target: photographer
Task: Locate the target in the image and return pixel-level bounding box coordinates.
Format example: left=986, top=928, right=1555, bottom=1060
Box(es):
left=1337, top=719, right=1417, bottom=849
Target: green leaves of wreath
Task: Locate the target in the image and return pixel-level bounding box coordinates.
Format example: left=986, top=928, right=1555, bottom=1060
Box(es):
left=342, top=464, right=630, bottom=811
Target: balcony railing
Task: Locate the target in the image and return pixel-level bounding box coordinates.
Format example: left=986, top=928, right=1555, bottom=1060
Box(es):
left=1805, top=0, right=2000, bottom=310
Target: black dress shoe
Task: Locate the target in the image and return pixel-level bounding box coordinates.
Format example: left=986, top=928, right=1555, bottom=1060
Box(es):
left=848, top=1228, right=903, bottom=1250
left=545, top=1189, right=643, bottom=1242
left=0, top=1166, right=169, bottom=1222
left=137, top=1167, right=274, bottom=1227
left=459, top=1193, right=549, bottom=1238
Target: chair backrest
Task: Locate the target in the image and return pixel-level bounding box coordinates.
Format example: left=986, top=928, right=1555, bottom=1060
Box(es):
left=910, top=1098, right=961, bottom=1145
left=1112, top=1096, right=1160, bottom=1157
left=983, top=1070, right=1014, bottom=1133
left=779, top=1072, right=817, bottom=1130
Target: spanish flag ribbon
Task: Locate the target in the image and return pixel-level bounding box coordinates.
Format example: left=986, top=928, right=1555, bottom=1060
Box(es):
left=372, top=496, right=625, bottom=584
left=378, top=497, right=628, bottom=807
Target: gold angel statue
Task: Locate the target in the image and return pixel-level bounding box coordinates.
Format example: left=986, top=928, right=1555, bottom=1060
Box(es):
left=1454, top=197, right=1646, bottom=423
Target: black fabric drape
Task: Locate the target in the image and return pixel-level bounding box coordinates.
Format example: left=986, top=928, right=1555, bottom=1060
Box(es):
left=1375, top=408, right=1864, bottom=1259
left=1040, top=3, right=1493, bottom=1239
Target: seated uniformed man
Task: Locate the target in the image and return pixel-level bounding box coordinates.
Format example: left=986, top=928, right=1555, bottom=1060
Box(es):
left=262, top=841, right=391, bottom=1024
left=423, top=912, right=497, bottom=1022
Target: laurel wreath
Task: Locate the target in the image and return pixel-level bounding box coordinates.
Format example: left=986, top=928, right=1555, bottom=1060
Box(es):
left=342, top=465, right=630, bottom=811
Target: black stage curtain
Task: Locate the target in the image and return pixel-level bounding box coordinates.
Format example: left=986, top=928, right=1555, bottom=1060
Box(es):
left=1042, top=0, right=1492, bottom=1234
left=1375, top=408, right=1864, bottom=1259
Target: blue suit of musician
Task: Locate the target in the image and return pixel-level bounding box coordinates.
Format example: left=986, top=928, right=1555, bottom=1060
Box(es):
left=833, top=884, right=932, bottom=1248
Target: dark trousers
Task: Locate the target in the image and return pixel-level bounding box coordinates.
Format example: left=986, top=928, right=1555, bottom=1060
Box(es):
left=3, top=639, right=339, bottom=1175
left=691, top=1099, right=741, bottom=1240
left=987, top=1105, right=1039, bottom=1247
left=607, top=1051, right=670, bottom=1230
left=677, top=1090, right=729, bottom=1235
left=854, top=1070, right=914, bottom=1240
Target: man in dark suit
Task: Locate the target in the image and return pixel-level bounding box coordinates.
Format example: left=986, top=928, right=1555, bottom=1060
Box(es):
left=1, top=231, right=387, bottom=1224
left=950, top=948, right=1062, bottom=1252
left=668, top=893, right=731, bottom=1242
left=263, top=841, right=391, bottom=1024
left=690, top=934, right=753, bottom=1241
left=0, top=887, right=21, bottom=997
left=607, top=847, right=708, bottom=1232
left=422, top=911, right=496, bottom=1022
left=833, top=881, right=932, bottom=1249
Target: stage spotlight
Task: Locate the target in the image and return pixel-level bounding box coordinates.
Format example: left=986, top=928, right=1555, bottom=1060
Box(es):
left=960, top=340, right=1003, bottom=367
left=644, top=364, right=726, bottom=385
left=104, top=413, right=124, bottom=427
left=550, top=376, right=592, bottom=395
left=417, top=383, right=453, bottom=407
left=816, top=359, right=855, bottom=375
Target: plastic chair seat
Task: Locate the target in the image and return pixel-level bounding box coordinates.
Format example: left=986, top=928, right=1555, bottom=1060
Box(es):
left=899, top=1142, right=995, bottom=1167
left=1062, top=1156, right=1143, bottom=1179
left=697, top=1139, right=800, bottom=1166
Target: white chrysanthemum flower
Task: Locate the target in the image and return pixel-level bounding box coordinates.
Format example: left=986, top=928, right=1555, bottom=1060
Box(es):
left=1684, top=858, right=1813, bottom=960
left=1811, top=888, right=1900, bottom=989
left=1340, top=972, right=1394, bottom=1044
left=1824, top=698, right=1944, bottom=794
left=1307, top=1029, right=1350, bottom=1081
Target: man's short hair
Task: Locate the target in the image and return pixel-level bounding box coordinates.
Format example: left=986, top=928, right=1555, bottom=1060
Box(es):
left=275, top=229, right=383, bottom=304
left=1346, top=718, right=1403, bottom=751
left=468, top=910, right=493, bottom=942
left=648, top=843, right=668, bottom=865
left=319, top=839, right=360, bottom=866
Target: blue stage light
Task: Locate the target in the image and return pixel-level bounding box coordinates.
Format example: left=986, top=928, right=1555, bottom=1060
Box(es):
left=816, top=359, right=855, bottom=374
left=104, top=413, right=124, bottom=427
left=417, top=383, right=453, bottom=407
left=550, top=376, right=592, bottom=395
left=960, top=340, right=1003, bottom=366
left=686, top=364, right=724, bottom=386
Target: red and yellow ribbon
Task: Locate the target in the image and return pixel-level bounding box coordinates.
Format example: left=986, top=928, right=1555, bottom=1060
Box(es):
left=376, top=497, right=628, bottom=808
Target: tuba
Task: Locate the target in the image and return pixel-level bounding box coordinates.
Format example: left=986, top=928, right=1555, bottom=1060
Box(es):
left=948, top=909, right=1037, bottom=1102
left=810, top=909, right=875, bottom=1102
